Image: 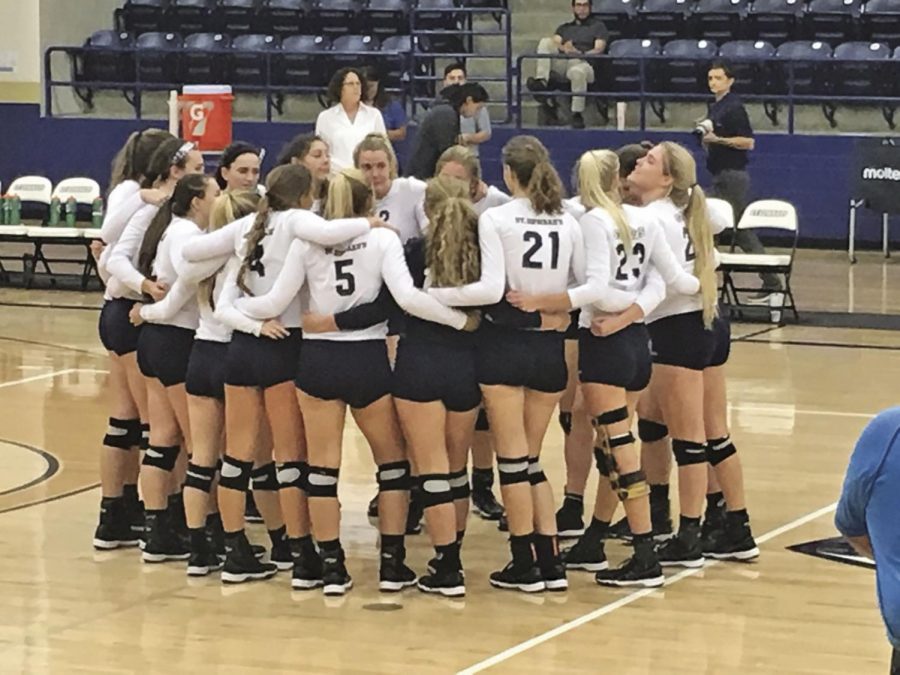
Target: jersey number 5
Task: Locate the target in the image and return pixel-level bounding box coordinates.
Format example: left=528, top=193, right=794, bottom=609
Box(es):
left=334, top=259, right=355, bottom=296
left=522, top=231, right=560, bottom=270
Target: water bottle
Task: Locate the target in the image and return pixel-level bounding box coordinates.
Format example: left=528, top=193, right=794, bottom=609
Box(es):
left=8, top=195, right=21, bottom=225
left=0, top=196, right=8, bottom=225
left=65, top=197, right=77, bottom=227
left=48, top=197, right=61, bottom=226
left=91, top=198, right=104, bottom=228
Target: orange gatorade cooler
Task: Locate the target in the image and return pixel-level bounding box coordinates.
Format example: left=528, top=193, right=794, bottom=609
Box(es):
left=179, top=85, right=234, bottom=152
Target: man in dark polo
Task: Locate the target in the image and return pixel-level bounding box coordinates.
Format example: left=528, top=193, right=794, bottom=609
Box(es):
left=526, top=0, right=609, bottom=129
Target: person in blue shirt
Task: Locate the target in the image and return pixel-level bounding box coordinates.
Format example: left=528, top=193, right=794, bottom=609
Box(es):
left=835, top=407, right=900, bottom=673
left=363, top=66, right=408, bottom=143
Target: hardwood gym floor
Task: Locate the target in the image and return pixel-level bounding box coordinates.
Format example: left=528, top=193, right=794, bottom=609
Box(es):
left=0, top=250, right=896, bottom=674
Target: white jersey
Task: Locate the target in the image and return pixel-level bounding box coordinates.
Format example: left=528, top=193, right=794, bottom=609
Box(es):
left=234, top=228, right=467, bottom=341
left=98, top=180, right=144, bottom=296
left=375, top=177, right=428, bottom=243
left=569, top=205, right=700, bottom=328
left=473, top=185, right=511, bottom=216
left=105, top=203, right=160, bottom=301
left=563, top=196, right=586, bottom=220
left=428, top=197, right=584, bottom=314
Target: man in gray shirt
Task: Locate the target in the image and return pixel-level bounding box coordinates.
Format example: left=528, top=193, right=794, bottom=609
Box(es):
left=440, top=63, right=492, bottom=157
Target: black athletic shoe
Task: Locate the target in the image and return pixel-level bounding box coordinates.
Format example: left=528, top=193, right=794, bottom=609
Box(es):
left=367, top=493, right=379, bottom=524
left=595, top=556, right=665, bottom=588
left=489, top=561, right=545, bottom=593
left=657, top=533, right=705, bottom=569
left=556, top=502, right=584, bottom=538
left=607, top=516, right=633, bottom=542
left=701, top=513, right=726, bottom=555
left=245, top=492, right=263, bottom=524
left=540, top=561, right=569, bottom=592
left=651, top=511, right=675, bottom=541
left=379, top=551, right=417, bottom=592
left=472, top=488, right=504, bottom=521
left=124, top=496, right=145, bottom=539
left=220, top=533, right=277, bottom=584
left=704, top=524, right=760, bottom=562
left=498, top=513, right=509, bottom=532
left=93, top=498, right=140, bottom=550
left=418, top=567, right=466, bottom=597
left=561, top=537, right=609, bottom=572
left=292, top=548, right=324, bottom=590
left=321, top=553, right=353, bottom=596
left=270, top=539, right=294, bottom=571
left=187, top=548, right=224, bottom=577
left=142, top=514, right=190, bottom=563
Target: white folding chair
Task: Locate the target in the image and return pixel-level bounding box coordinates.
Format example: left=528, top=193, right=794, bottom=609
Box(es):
left=2, top=176, right=54, bottom=283
left=718, top=199, right=799, bottom=322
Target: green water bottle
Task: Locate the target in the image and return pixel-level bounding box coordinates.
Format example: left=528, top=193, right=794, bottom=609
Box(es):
left=0, top=196, right=8, bottom=225
left=8, top=195, right=21, bottom=225
left=48, top=197, right=61, bottom=226
left=91, top=198, right=103, bottom=228
left=65, top=197, right=77, bottom=227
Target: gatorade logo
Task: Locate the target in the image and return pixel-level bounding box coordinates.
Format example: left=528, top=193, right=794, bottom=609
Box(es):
left=862, top=166, right=900, bottom=181
left=189, top=101, right=215, bottom=137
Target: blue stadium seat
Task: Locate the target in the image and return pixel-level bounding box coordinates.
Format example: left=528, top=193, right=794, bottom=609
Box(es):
left=135, top=32, right=182, bottom=83
left=311, top=0, right=363, bottom=37
left=231, top=34, right=281, bottom=86
left=773, top=40, right=832, bottom=95
left=330, top=34, right=379, bottom=71
left=659, top=39, right=718, bottom=94
left=718, top=40, right=777, bottom=95
left=804, top=0, right=863, bottom=45
left=692, top=0, right=750, bottom=43
left=116, top=0, right=168, bottom=35
left=592, top=0, right=637, bottom=42
left=860, top=0, right=900, bottom=47
left=278, top=34, right=331, bottom=87
left=746, top=0, right=804, bottom=45
left=80, top=30, right=134, bottom=84
left=258, top=0, right=313, bottom=38
left=217, top=0, right=260, bottom=34
left=362, top=0, right=412, bottom=38
left=636, top=0, right=692, bottom=43
left=167, top=0, right=216, bottom=34
left=180, top=32, right=232, bottom=83
left=414, top=0, right=464, bottom=53
left=603, top=38, right=662, bottom=94
left=832, top=41, right=891, bottom=97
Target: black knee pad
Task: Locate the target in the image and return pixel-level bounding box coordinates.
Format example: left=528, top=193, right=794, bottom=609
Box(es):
left=497, top=456, right=530, bottom=486
left=251, top=462, right=279, bottom=492
left=527, top=457, right=548, bottom=486
left=277, top=461, right=308, bottom=491
left=594, top=406, right=629, bottom=427
left=638, top=418, right=668, bottom=443
left=616, top=470, right=650, bottom=501
left=593, top=446, right=613, bottom=477
left=672, top=439, right=707, bottom=466
left=608, top=431, right=636, bottom=450
left=184, top=462, right=216, bottom=493
left=420, top=473, right=454, bottom=508
left=449, top=469, right=470, bottom=500
left=377, top=460, right=411, bottom=492
left=475, top=407, right=490, bottom=432
left=306, top=465, right=339, bottom=498
left=103, top=417, right=141, bottom=450
left=558, top=411, right=572, bottom=436
left=142, top=444, right=180, bottom=471
left=219, top=455, right=254, bottom=491
left=140, top=423, right=150, bottom=450
left=707, top=436, right=737, bottom=466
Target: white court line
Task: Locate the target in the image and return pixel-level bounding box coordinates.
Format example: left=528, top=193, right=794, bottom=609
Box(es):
left=457, top=502, right=839, bottom=675
left=731, top=405, right=875, bottom=420
left=0, top=368, right=109, bottom=390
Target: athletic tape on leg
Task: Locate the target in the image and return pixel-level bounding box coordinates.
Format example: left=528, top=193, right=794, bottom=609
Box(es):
left=616, top=470, right=650, bottom=501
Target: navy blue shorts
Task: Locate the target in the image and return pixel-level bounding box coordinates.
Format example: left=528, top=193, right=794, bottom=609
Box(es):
left=137, top=323, right=195, bottom=386
left=295, top=339, right=392, bottom=409
left=476, top=325, right=567, bottom=393
left=565, top=310, right=580, bottom=340
left=648, top=311, right=715, bottom=372
left=186, top=339, right=228, bottom=400
left=225, top=329, right=302, bottom=389
left=99, top=298, right=141, bottom=356
left=708, top=313, right=731, bottom=368
left=578, top=323, right=652, bottom=391
left=393, top=339, right=481, bottom=412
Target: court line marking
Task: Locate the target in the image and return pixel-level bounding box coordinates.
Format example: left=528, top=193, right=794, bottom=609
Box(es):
left=457, top=502, right=839, bottom=675
left=730, top=405, right=876, bottom=420
left=0, top=367, right=109, bottom=390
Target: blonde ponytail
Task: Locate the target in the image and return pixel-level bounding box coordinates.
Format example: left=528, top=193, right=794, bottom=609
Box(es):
left=324, top=168, right=373, bottom=219
left=424, top=176, right=480, bottom=286
left=578, top=149, right=632, bottom=252
left=204, top=190, right=261, bottom=308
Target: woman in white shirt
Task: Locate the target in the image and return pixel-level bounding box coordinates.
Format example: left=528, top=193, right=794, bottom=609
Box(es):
left=315, top=68, right=387, bottom=173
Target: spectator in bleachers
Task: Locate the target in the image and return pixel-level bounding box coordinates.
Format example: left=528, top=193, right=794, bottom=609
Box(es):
left=702, top=61, right=781, bottom=302
left=526, top=0, right=609, bottom=130
left=316, top=67, right=387, bottom=173
left=440, top=63, right=492, bottom=158
left=363, top=67, right=408, bottom=143
left=214, top=142, right=262, bottom=193
left=406, top=83, right=489, bottom=181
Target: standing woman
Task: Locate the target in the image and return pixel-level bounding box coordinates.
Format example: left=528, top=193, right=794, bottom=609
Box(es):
left=93, top=128, right=173, bottom=549
left=229, top=169, right=473, bottom=595
left=428, top=136, right=583, bottom=593
left=315, top=67, right=387, bottom=173
left=363, top=67, right=408, bottom=143
left=184, top=164, right=379, bottom=585
left=215, top=142, right=262, bottom=193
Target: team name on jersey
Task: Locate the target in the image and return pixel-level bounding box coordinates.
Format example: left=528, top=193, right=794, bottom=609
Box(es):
left=614, top=225, right=646, bottom=242
left=515, top=216, right=564, bottom=227
left=325, top=242, right=368, bottom=256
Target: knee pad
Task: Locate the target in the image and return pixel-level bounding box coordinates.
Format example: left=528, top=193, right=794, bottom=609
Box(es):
left=142, top=444, right=180, bottom=472
left=449, top=469, right=470, bottom=500
left=475, top=407, right=490, bottom=432
left=219, top=455, right=254, bottom=491
left=497, top=456, right=530, bottom=486
left=184, top=462, right=216, bottom=493
left=616, top=470, right=650, bottom=502
left=306, top=465, right=339, bottom=498
left=593, top=406, right=629, bottom=428
left=420, top=473, right=454, bottom=508
left=103, top=417, right=141, bottom=450
left=527, top=458, right=548, bottom=486
left=707, top=436, right=737, bottom=466
left=377, top=460, right=411, bottom=492
left=140, top=423, right=150, bottom=451
left=608, top=431, right=636, bottom=450
left=558, top=411, right=572, bottom=436
left=251, top=462, right=279, bottom=492
left=672, top=439, right=707, bottom=466
left=276, top=461, right=308, bottom=491
left=638, top=418, right=668, bottom=443
left=593, top=446, right=613, bottom=478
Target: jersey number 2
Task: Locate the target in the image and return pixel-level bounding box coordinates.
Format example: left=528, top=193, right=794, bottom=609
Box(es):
left=615, top=242, right=646, bottom=280
left=334, top=260, right=355, bottom=296
left=522, top=231, right=560, bottom=270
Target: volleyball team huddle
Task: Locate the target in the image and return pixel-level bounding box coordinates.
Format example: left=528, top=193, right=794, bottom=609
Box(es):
left=92, top=127, right=759, bottom=599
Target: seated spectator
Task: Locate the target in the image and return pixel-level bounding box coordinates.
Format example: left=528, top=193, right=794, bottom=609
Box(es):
left=363, top=66, right=408, bottom=143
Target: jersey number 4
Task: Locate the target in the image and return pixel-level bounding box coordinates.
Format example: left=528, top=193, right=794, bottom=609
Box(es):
left=522, top=231, right=560, bottom=270
left=334, top=260, right=356, bottom=296
left=614, top=242, right=646, bottom=280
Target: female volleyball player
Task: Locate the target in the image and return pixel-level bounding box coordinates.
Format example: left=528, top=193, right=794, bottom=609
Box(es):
left=435, top=144, right=511, bottom=217
left=215, top=142, right=262, bottom=193
left=230, top=168, right=474, bottom=596
left=276, top=133, right=331, bottom=210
